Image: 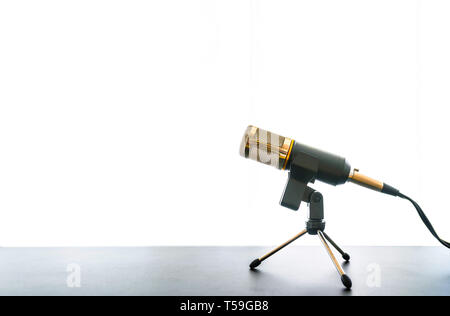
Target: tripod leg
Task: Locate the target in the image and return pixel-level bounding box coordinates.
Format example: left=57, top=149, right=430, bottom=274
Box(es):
left=249, top=229, right=307, bottom=269
left=317, top=230, right=352, bottom=289
left=322, top=231, right=350, bottom=262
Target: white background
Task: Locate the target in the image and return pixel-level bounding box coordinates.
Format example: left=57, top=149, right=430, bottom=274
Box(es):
left=0, top=0, right=449, bottom=246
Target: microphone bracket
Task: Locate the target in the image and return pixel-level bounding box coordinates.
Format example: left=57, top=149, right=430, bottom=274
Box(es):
left=280, top=152, right=319, bottom=210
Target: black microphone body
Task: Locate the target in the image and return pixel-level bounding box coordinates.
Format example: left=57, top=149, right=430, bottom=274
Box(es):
left=286, top=141, right=351, bottom=186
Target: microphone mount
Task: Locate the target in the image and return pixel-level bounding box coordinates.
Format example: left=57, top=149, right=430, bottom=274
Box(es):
left=280, top=151, right=319, bottom=210
left=250, top=184, right=353, bottom=289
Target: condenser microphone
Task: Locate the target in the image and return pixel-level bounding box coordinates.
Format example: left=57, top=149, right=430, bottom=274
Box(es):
left=239, top=125, right=398, bottom=196
left=240, top=125, right=450, bottom=249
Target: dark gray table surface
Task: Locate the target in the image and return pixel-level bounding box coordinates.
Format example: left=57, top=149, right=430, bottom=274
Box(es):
left=0, top=246, right=449, bottom=296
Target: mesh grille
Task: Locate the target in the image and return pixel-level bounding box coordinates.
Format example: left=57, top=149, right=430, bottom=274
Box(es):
left=239, top=125, right=291, bottom=169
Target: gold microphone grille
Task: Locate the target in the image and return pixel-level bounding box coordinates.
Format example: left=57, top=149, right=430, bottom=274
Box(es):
left=239, top=125, right=293, bottom=170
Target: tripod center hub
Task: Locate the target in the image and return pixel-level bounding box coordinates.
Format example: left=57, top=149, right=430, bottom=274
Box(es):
left=306, top=220, right=326, bottom=235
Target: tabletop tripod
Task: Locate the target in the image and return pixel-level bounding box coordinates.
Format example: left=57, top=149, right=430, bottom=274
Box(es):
left=249, top=186, right=352, bottom=289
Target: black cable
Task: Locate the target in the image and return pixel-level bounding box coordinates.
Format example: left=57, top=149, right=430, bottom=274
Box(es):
left=397, top=192, right=450, bottom=249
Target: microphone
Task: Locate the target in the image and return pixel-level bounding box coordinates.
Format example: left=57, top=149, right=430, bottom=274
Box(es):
left=239, top=125, right=450, bottom=249
left=239, top=125, right=398, bottom=195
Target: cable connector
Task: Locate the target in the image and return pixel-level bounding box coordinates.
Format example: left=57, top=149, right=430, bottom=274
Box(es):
left=381, top=183, right=399, bottom=196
